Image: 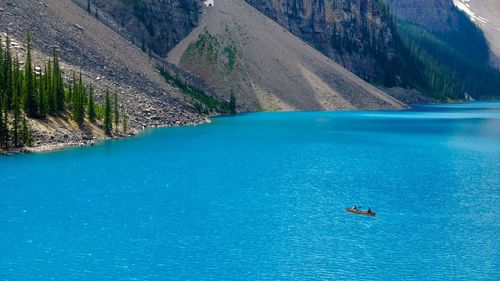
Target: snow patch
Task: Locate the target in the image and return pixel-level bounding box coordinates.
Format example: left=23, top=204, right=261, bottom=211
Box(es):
left=453, top=0, right=489, bottom=24
left=204, top=0, right=214, bottom=7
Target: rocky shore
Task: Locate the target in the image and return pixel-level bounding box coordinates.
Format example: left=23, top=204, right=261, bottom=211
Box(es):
left=1, top=116, right=211, bottom=155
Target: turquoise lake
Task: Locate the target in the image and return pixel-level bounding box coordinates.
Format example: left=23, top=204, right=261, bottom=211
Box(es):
left=1, top=102, right=499, bottom=280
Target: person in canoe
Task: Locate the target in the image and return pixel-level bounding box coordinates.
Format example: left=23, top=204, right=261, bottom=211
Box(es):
left=367, top=207, right=372, bottom=213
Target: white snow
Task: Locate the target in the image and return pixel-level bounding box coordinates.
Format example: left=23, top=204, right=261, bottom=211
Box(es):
left=453, top=0, right=489, bottom=24
left=204, top=0, right=215, bottom=7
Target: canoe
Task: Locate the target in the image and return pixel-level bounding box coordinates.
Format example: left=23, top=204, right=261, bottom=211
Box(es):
left=346, top=208, right=376, bottom=216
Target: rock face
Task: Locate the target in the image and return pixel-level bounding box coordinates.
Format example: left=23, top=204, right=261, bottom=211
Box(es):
left=386, top=0, right=458, bottom=31
left=83, top=0, right=203, bottom=57
left=168, top=0, right=407, bottom=111
left=244, top=0, right=398, bottom=82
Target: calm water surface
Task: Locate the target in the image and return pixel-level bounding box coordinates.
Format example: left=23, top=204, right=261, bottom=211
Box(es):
left=1, top=102, right=499, bottom=280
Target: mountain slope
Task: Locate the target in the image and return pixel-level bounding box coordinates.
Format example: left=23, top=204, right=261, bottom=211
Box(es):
left=0, top=0, right=205, bottom=151
left=243, top=0, right=500, bottom=100
left=453, top=0, right=500, bottom=68
left=244, top=0, right=399, bottom=84
left=387, top=0, right=490, bottom=65
left=167, top=0, right=406, bottom=111
left=384, top=0, right=500, bottom=99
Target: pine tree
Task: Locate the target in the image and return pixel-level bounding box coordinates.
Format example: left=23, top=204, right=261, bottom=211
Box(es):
left=37, top=72, right=47, bottom=118
left=87, top=84, right=96, bottom=123
left=12, top=79, right=21, bottom=147
left=229, top=92, right=236, bottom=114
left=53, top=48, right=65, bottom=112
left=141, top=37, right=146, bottom=52
left=3, top=36, right=13, bottom=111
left=113, top=92, right=119, bottom=132
left=0, top=37, right=3, bottom=90
left=1, top=95, right=9, bottom=149
left=45, top=61, right=56, bottom=114
left=0, top=37, right=4, bottom=148
left=104, top=87, right=112, bottom=135
left=0, top=92, right=4, bottom=149
left=4, top=104, right=8, bottom=148
left=23, top=32, right=38, bottom=118
left=21, top=116, right=32, bottom=147
left=95, top=8, right=99, bottom=20
left=11, top=55, right=22, bottom=147
left=87, top=0, right=91, bottom=14
left=72, top=72, right=85, bottom=126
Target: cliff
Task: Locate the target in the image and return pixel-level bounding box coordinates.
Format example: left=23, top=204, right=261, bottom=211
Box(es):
left=79, top=0, right=203, bottom=57
left=386, top=0, right=458, bottom=31
left=244, top=0, right=398, bottom=83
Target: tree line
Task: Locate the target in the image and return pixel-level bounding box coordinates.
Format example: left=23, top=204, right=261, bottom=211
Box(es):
left=394, top=20, right=500, bottom=100
left=158, top=65, right=233, bottom=114
left=322, top=0, right=500, bottom=100
left=0, top=32, right=127, bottom=151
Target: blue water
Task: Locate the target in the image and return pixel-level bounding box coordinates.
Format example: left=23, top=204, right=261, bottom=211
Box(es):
left=1, top=102, right=500, bottom=280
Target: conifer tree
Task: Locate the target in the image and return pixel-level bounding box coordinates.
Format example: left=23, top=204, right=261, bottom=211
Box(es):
left=87, top=0, right=91, bottom=14
left=0, top=37, right=4, bottom=147
left=229, top=92, right=236, bottom=114
left=141, top=38, right=146, bottom=52
left=37, top=72, right=47, bottom=118
left=113, top=92, right=119, bottom=131
left=21, top=116, right=32, bottom=147
left=45, top=61, right=56, bottom=114
left=104, top=87, right=112, bottom=135
left=3, top=37, right=13, bottom=108
left=1, top=95, right=9, bottom=149
left=3, top=36, right=13, bottom=110
left=10, top=55, right=22, bottom=147
left=0, top=92, right=4, bottom=148
left=11, top=65, right=21, bottom=147
left=72, top=72, right=85, bottom=126
left=23, top=32, right=38, bottom=118
left=88, top=84, right=96, bottom=123
left=53, top=48, right=64, bottom=112
left=0, top=37, right=3, bottom=88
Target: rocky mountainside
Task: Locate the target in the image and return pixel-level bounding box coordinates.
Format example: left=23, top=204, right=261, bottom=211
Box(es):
left=244, top=0, right=397, bottom=83
left=386, top=0, right=457, bottom=31
left=167, top=0, right=406, bottom=111
left=76, top=0, right=203, bottom=57
left=244, top=0, right=500, bottom=99
left=0, top=0, right=205, bottom=152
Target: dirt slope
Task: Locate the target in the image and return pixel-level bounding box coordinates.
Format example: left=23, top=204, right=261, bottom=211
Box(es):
left=454, top=0, right=500, bottom=68
left=0, top=0, right=205, bottom=151
left=167, top=0, right=407, bottom=111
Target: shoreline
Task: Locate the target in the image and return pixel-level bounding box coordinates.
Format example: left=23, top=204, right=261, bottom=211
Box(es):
left=5, top=98, right=497, bottom=155
left=0, top=117, right=212, bottom=155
